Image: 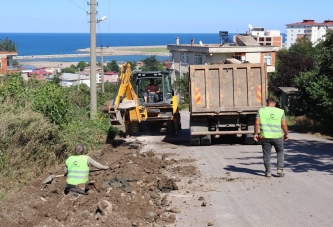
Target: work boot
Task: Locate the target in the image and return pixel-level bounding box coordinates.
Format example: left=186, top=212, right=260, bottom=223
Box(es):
left=265, top=172, right=272, bottom=178
left=277, top=169, right=285, bottom=177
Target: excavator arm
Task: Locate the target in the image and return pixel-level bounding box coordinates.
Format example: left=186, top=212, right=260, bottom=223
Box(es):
left=109, top=64, right=146, bottom=125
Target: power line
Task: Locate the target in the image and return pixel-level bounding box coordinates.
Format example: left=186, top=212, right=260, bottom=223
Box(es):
left=68, top=0, right=88, bottom=13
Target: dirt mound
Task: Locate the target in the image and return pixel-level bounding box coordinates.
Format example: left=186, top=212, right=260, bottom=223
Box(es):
left=0, top=141, right=180, bottom=227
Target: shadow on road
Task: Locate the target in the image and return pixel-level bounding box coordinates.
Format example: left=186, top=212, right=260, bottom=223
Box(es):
left=284, top=139, right=333, bottom=174
left=222, top=138, right=333, bottom=176
left=224, top=165, right=264, bottom=177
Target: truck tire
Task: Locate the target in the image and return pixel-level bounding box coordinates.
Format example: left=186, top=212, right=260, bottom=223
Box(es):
left=190, top=135, right=200, bottom=146
left=243, top=126, right=255, bottom=145
left=201, top=135, right=211, bottom=146
left=167, top=120, right=175, bottom=132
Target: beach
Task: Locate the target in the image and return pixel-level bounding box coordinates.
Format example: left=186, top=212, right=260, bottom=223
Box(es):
left=17, top=45, right=171, bottom=69
left=21, top=61, right=79, bottom=69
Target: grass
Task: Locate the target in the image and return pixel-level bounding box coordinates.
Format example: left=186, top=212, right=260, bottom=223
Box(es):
left=179, top=103, right=189, bottom=111
left=0, top=103, right=115, bottom=202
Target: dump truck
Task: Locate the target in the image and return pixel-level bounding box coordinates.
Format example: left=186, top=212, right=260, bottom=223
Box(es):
left=188, top=63, right=268, bottom=146
left=107, top=64, right=180, bottom=135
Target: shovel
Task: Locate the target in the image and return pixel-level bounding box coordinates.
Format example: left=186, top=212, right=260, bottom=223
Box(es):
left=42, top=174, right=65, bottom=184
left=42, top=169, right=107, bottom=184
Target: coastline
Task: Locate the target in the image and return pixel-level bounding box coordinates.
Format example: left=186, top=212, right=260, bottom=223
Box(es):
left=20, top=61, right=79, bottom=69
left=17, top=45, right=171, bottom=69
left=14, top=45, right=171, bottom=60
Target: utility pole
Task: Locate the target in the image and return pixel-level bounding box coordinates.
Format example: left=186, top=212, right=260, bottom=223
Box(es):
left=101, top=46, right=104, bottom=92
left=100, top=46, right=108, bottom=92
left=89, top=0, right=97, bottom=119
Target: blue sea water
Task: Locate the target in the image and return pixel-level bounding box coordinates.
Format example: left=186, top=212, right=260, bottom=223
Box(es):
left=0, top=33, right=286, bottom=63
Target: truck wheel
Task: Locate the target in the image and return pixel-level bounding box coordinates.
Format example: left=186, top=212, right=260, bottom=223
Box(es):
left=167, top=120, right=179, bottom=135
left=190, top=136, right=200, bottom=146
left=167, top=120, right=175, bottom=132
left=243, top=126, right=255, bottom=145
left=243, top=134, right=255, bottom=145
left=201, top=135, right=211, bottom=146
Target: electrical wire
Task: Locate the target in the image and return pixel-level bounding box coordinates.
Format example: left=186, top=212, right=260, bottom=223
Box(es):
left=68, top=0, right=88, bottom=13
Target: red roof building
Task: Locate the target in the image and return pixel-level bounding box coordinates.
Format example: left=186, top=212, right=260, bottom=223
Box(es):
left=0, top=51, right=18, bottom=75
left=286, top=19, right=333, bottom=49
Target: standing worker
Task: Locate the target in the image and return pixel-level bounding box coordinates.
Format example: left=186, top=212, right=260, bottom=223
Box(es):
left=64, top=143, right=109, bottom=195
left=254, top=98, right=289, bottom=178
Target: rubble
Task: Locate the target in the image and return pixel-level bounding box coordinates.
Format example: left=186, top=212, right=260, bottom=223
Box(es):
left=0, top=142, right=182, bottom=227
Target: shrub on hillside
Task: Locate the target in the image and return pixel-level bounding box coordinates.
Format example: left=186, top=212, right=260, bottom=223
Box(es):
left=0, top=100, right=66, bottom=199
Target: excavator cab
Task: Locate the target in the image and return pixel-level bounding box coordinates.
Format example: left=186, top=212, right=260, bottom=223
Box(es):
left=107, top=65, right=180, bottom=135
left=133, top=71, right=173, bottom=104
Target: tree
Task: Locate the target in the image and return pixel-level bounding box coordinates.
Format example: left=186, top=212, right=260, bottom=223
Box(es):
left=269, top=41, right=316, bottom=95
left=62, top=64, right=77, bottom=73
left=140, top=55, right=164, bottom=71
left=295, top=30, right=333, bottom=127
left=172, top=76, right=189, bottom=103
left=127, top=61, right=137, bottom=71
left=107, top=60, right=119, bottom=72
left=0, top=38, right=17, bottom=52
left=77, top=61, right=88, bottom=71
left=103, top=65, right=108, bottom=72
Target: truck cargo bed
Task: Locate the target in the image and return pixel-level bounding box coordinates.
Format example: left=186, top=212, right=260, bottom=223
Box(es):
left=189, top=63, right=267, bottom=113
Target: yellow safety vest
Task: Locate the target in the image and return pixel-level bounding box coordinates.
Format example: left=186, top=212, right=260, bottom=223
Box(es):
left=66, top=155, right=89, bottom=185
left=259, top=107, right=284, bottom=138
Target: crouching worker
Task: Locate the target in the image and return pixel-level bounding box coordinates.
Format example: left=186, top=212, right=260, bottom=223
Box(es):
left=64, top=143, right=109, bottom=195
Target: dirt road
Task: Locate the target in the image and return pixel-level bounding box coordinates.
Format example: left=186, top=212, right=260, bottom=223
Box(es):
left=137, top=111, right=333, bottom=227
left=1, top=110, right=332, bottom=226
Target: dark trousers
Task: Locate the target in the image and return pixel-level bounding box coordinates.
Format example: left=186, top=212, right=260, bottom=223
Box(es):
left=64, top=183, right=88, bottom=195
left=261, top=137, right=284, bottom=173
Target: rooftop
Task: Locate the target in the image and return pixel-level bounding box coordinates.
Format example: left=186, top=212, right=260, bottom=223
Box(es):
left=235, top=35, right=260, bottom=47
left=287, top=19, right=333, bottom=26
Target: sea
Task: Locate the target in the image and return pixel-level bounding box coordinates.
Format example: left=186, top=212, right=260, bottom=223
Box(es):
left=0, top=33, right=286, bottom=63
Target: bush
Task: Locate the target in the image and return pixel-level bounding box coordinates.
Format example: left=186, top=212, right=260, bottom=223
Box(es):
left=172, top=76, right=189, bottom=104
left=295, top=30, right=333, bottom=129
left=0, top=74, right=119, bottom=200
left=0, top=100, right=66, bottom=199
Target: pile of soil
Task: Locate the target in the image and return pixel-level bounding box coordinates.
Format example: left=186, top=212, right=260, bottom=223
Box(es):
left=0, top=141, right=181, bottom=227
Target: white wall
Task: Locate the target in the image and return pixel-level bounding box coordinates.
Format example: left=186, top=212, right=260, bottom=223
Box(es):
left=286, top=25, right=306, bottom=49
left=245, top=53, right=261, bottom=63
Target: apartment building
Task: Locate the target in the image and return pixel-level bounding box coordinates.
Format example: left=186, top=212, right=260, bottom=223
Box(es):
left=286, top=19, right=333, bottom=49
left=234, top=26, right=283, bottom=49
left=167, top=37, right=279, bottom=81
left=249, top=27, right=283, bottom=49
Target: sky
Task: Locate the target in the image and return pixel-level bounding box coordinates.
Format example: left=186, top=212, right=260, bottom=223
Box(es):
left=1, top=0, right=332, bottom=33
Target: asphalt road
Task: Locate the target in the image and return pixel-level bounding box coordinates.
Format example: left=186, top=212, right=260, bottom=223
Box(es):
left=136, top=111, right=333, bottom=227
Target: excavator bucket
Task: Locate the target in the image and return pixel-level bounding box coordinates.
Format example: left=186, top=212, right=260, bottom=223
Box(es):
left=110, top=100, right=137, bottom=125
left=118, top=100, right=137, bottom=110
left=110, top=110, right=124, bottom=125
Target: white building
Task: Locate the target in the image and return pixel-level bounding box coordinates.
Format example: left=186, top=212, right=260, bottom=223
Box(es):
left=167, top=37, right=279, bottom=81
left=48, top=73, right=100, bottom=87
left=235, top=26, right=283, bottom=49
left=286, top=19, right=333, bottom=49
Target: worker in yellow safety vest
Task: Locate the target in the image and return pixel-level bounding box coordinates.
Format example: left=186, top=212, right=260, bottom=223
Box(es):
left=64, top=143, right=109, bottom=195
left=254, top=98, right=289, bottom=178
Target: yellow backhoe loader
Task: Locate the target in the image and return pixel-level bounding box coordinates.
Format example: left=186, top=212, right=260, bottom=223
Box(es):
left=107, top=64, right=180, bottom=135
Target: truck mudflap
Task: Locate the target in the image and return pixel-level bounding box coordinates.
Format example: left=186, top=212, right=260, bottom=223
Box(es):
left=190, top=130, right=253, bottom=136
